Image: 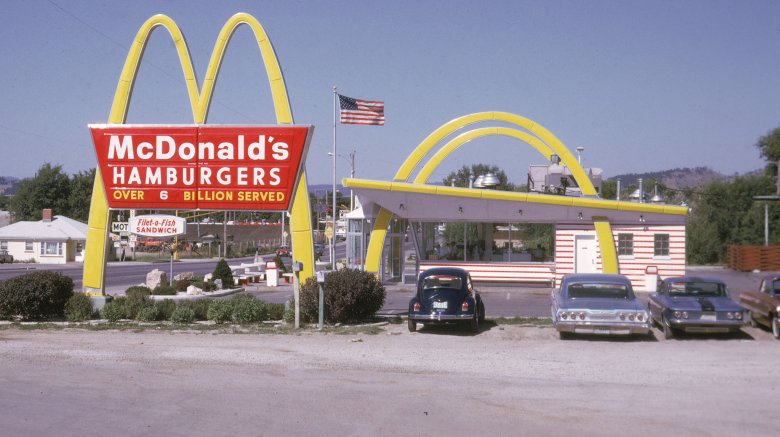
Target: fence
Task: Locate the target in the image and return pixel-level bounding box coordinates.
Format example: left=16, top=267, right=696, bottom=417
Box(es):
left=727, top=245, right=780, bottom=271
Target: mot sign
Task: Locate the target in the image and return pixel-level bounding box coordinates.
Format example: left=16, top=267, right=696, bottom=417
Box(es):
left=90, top=124, right=313, bottom=210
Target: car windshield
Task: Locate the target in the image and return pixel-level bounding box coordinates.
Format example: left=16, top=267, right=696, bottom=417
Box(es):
left=668, top=281, right=726, bottom=297
left=567, top=283, right=630, bottom=299
left=422, top=275, right=462, bottom=290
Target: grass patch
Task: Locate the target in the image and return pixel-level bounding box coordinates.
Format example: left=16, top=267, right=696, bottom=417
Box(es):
left=491, top=316, right=552, bottom=326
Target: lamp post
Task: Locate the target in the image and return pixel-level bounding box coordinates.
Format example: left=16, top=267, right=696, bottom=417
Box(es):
left=753, top=195, right=780, bottom=246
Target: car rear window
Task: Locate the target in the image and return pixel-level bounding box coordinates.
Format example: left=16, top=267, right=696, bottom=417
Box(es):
left=568, top=283, right=630, bottom=299
left=423, top=275, right=462, bottom=290
left=668, top=281, right=725, bottom=297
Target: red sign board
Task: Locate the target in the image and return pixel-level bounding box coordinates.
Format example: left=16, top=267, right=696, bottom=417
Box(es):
left=90, top=125, right=312, bottom=210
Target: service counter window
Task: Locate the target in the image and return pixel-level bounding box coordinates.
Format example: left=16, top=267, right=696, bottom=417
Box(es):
left=654, top=234, right=670, bottom=257
left=617, top=233, right=634, bottom=257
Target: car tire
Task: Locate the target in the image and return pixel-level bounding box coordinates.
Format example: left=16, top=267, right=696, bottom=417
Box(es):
left=747, top=310, right=758, bottom=328
left=559, top=331, right=572, bottom=340
left=773, top=316, right=780, bottom=340
left=662, top=315, right=675, bottom=340
left=470, top=312, right=479, bottom=334
left=407, top=318, right=417, bottom=333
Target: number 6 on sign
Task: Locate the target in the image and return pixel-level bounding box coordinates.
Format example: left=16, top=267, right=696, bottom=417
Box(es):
left=160, top=190, right=168, bottom=200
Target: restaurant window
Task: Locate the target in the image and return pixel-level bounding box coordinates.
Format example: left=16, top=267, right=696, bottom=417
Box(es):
left=654, top=234, right=670, bottom=257
left=25, top=241, right=33, bottom=252
left=0, top=241, right=7, bottom=250
left=617, top=233, right=633, bottom=256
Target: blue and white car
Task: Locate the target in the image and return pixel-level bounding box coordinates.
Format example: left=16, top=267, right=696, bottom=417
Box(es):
left=551, top=274, right=651, bottom=339
left=648, top=276, right=744, bottom=339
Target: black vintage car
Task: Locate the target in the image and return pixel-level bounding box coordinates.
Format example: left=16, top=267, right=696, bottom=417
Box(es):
left=408, top=267, right=485, bottom=333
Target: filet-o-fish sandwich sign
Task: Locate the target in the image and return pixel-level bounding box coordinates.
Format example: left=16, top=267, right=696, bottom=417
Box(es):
left=90, top=124, right=313, bottom=210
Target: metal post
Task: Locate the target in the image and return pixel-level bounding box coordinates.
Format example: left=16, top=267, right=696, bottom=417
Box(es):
left=765, top=202, right=770, bottom=246
left=332, top=86, right=338, bottom=268
left=318, top=282, right=324, bottom=329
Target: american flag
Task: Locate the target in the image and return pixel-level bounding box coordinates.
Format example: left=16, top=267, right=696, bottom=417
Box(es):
left=338, top=94, right=385, bottom=125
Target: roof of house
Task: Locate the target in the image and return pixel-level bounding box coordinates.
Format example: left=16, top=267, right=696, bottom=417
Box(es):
left=0, top=215, right=88, bottom=241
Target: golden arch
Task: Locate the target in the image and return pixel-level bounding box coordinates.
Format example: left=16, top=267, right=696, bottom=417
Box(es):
left=363, top=111, right=618, bottom=276
left=83, top=13, right=315, bottom=294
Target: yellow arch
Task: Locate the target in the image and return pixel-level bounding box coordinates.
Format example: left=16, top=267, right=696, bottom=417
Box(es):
left=83, top=13, right=314, bottom=294
left=364, top=112, right=618, bottom=276
left=413, top=127, right=555, bottom=184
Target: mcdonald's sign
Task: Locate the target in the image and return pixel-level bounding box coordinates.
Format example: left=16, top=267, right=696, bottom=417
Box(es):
left=83, top=13, right=316, bottom=295
left=90, top=124, right=312, bottom=210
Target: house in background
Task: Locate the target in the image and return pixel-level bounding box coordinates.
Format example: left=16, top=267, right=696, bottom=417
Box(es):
left=0, top=209, right=87, bottom=264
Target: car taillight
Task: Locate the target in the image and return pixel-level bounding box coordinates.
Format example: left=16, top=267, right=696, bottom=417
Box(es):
left=628, top=313, right=635, bottom=321
left=462, top=301, right=469, bottom=311
left=735, top=311, right=743, bottom=320
left=560, top=312, right=568, bottom=320
left=726, top=312, right=734, bottom=320
left=413, top=302, right=420, bottom=312
left=619, top=313, right=626, bottom=320
left=674, top=311, right=681, bottom=318
left=578, top=312, right=585, bottom=320
left=569, top=312, right=577, bottom=320
left=637, top=313, right=645, bottom=322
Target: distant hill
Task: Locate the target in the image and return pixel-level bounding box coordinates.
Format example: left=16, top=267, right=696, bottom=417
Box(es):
left=0, top=176, right=20, bottom=196
left=605, top=167, right=728, bottom=190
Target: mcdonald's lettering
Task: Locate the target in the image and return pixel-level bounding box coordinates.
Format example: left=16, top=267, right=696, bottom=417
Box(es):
left=90, top=124, right=312, bottom=210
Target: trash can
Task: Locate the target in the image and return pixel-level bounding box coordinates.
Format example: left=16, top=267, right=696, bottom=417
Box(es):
left=266, top=261, right=278, bottom=287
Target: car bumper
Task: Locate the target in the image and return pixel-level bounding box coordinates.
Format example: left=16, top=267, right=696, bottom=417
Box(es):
left=668, top=319, right=744, bottom=333
left=555, top=321, right=651, bottom=335
left=409, top=313, right=473, bottom=322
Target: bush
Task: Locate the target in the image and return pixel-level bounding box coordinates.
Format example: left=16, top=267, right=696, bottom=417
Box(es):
left=155, top=299, right=176, bottom=320
left=136, top=305, right=160, bottom=322
left=100, top=299, right=126, bottom=322
left=193, top=278, right=214, bottom=292
left=0, top=271, right=74, bottom=320
left=170, top=306, right=195, bottom=324
left=273, top=255, right=288, bottom=273
left=125, top=286, right=152, bottom=299
left=212, top=259, right=233, bottom=289
left=207, top=300, right=233, bottom=324
left=180, top=299, right=211, bottom=320
left=124, top=291, right=151, bottom=320
left=300, top=269, right=385, bottom=324
left=153, top=284, right=177, bottom=296
left=266, top=303, right=285, bottom=321
left=64, top=293, right=94, bottom=322
left=230, top=294, right=266, bottom=324
left=174, top=278, right=192, bottom=292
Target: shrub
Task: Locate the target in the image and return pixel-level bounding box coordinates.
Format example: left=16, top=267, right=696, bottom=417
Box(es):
left=230, top=294, right=266, bottom=324
left=125, top=286, right=152, bottom=299
left=100, top=299, right=126, bottom=322
left=207, top=300, right=233, bottom=324
left=0, top=271, right=74, bottom=320
left=300, top=269, right=385, bottom=324
left=136, top=305, right=160, bottom=322
left=266, top=303, right=285, bottom=321
left=273, top=255, right=288, bottom=273
left=193, top=278, right=213, bottom=292
left=175, top=278, right=193, bottom=292
left=155, top=299, right=176, bottom=320
left=124, top=291, right=151, bottom=320
left=181, top=299, right=211, bottom=320
left=64, top=293, right=94, bottom=322
left=212, top=259, right=233, bottom=288
left=170, top=306, right=195, bottom=324
left=153, top=284, right=177, bottom=296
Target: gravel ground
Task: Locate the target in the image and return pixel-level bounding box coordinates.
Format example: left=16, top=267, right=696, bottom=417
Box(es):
left=0, top=323, right=778, bottom=437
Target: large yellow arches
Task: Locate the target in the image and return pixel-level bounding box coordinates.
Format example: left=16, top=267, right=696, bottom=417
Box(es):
left=83, top=13, right=314, bottom=294
left=363, top=111, right=618, bottom=276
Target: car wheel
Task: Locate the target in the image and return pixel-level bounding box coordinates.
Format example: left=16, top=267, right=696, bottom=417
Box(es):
left=470, top=312, right=479, bottom=334
left=773, top=316, right=780, bottom=340
left=662, top=315, right=675, bottom=340
left=559, top=331, right=572, bottom=340
left=407, top=318, right=417, bottom=333
left=747, top=310, right=758, bottom=328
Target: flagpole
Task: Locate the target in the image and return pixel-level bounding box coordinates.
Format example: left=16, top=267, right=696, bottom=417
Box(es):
left=332, top=86, right=337, bottom=268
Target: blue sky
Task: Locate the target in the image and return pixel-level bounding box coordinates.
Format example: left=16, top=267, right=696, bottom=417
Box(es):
left=0, top=0, right=778, bottom=186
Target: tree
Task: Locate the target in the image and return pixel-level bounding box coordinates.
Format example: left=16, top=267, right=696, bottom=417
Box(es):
left=68, top=169, right=95, bottom=222
left=9, top=163, right=71, bottom=220
left=441, top=164, right=517, bottom=191
left=756, top=126, right=780, bottom=179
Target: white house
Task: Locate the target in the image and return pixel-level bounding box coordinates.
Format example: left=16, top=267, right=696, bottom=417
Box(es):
left=0, top=209, right=87, bottom=264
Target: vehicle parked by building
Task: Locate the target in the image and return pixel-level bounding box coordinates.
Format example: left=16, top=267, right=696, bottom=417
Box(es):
left=276, top=246, right=290, bottom=257
left=739, top=274, right=780, bottom=339
left=551, top=274, right=650, bottom=339
left=648, top=276, right=744, bottom=339
left=408, top=267, right=484, bottom=333
left=0, top=249, right=13, bottom=263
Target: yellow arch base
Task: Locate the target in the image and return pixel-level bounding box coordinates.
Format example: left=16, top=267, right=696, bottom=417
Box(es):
left=83, top=13, right=314, bottom=295
left=364, top=111, right=618, bottom=276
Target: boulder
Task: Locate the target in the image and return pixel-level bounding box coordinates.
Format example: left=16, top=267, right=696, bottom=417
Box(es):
left=186, top=285, right=203, bottom=295
left=146, top=269, right=168, bottom=289
left=214, top=278, right=223, bottom=290
left=174, top=271, right=195, bottom=281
